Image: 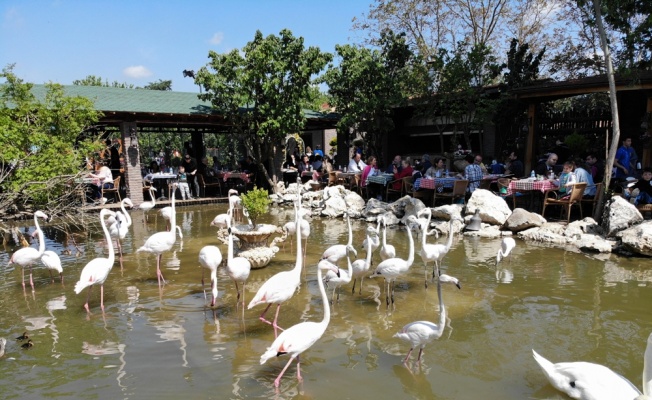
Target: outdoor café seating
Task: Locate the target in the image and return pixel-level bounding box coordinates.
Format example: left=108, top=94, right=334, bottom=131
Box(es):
left=101, top=176, right=121, bottom=203
left=433, top=179, right=468, bottom=206
left=541, top=182, right=587, bottom=223
left=197, top=173, right=223, bottom=197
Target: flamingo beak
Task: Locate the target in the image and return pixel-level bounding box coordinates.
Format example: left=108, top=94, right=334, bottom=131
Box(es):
left=456, top=282, right=461, bottom=289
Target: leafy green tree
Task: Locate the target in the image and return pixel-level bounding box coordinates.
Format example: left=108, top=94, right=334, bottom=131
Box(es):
left=143, top=79, right=172, bottom=91
left=195, top=29, right=332, bottom=193
left=73, top=75, right=135, bottom=89
left=1, top=65, right=102, bottom=212
left=320, top=30, right=421, bottom=164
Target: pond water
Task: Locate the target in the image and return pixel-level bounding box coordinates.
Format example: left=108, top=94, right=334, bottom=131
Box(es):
left=1, top=204, right=651, bottom=399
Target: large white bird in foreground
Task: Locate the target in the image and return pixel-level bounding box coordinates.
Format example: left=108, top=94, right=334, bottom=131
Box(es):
left=496, top=237, right=516, bottom=264
left=532, top=332, right=652, bottom=400
left=260, top=259, right=339, bottom=388
left=74, top=209, right=116, bottom=313
left=8, top=210, right=49, bottom=290
left=394, top=274, right=461, bottom=364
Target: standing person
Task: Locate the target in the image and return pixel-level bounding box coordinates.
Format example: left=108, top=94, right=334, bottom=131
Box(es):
left=348, top=152, right=367, bottom=173
left=505, top=151, right=524, bottom=178
left=177, top=166, right=191, bottom=200
left=305, top=146, right=314, bottom=162
left=314, top=145, right=324, bottom=158
left=181, top=153, right=199, bottom=198
left=465, top=154, right=484, bottom=193
left=614, top=137, right=633, bottom=180
left=585, top=153, right=604, bottom=183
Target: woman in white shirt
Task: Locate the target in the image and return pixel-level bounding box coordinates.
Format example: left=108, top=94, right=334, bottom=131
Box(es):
left=89, top=161, right=114, bottom=199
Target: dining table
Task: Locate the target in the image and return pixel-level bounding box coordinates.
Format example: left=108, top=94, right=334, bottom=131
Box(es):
left=506, top=178, right=558, bottom=196
left=414, top=177, right=458, bottom=191
left=366, top=173, right=395, bottom=186
left=145, top=172, right=178, bottom=200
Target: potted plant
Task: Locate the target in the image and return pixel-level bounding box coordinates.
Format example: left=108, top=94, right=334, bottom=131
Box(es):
left=240, top=187, right=270, bottom=230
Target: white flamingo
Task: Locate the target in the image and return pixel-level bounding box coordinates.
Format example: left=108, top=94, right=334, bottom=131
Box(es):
left=7, top=210, right=49, bottom=290
left=415, top=208, right=450, bottom=288
left=351, top=228, right=376, bottom=295
left=260, top=258, right=340, bottom=388
left=496, top=237, right=516, bottom=264
left=136, top=183, right=178, bottom=288
left=394, top=274, right=461, bottom=364
left=29, top=229, right=64, bottom=284
left=197, top=245, right=222, bottom=307
left=74, top=209, right=117, bottom=313
left=532, top=331, right=652, bottom=399
left=109, top=198, right=134, bottom=266
left=372, top=217, right=418, bottom=307
left=282, top=207, right=310, bottom=253
left=228, top=189, right=243, bottom=222
left=248, top=205, right=303, bottom=337
left=138, top=187, right=157, bottom=221
left=159, top=206, right=184, bottom=239
left=424, top=216, right=459, bottom=280
left=210, top=207, right=232, bottom=229
left=320, top=212, right=356, bottom=264
left=379, top=214, right=396, bottom=261
left=323, top=244, right=355, bottom=303
left=362, top=219, right=381, bottom=255
left=226, top=224, right=251, bottom=308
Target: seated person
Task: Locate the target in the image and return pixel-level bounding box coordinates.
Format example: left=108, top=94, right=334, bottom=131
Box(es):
left=425, top=157, right=446, bottom=178
left=552, top=161, right=577, bottom=196
left=505, top=151, right=523, bottom=177
left=421, top=154, right=432, bottom=172
left=348, top=152, right=367, bottom=174
left=490, top=159, right=505, bottom=175
left=412, top=163, right=424, bottom=182
left=88, top=160, right=114, bottom=200
left=312, top=154, right=323, bottom=172
left=573, top=161, right=596, bottom=197
left=392, top=159, right=413, bottom=190
left=626, top=167, right=652, bottom=206
left=386, top=155, right=402, bottom=174
left=535, top=153, right=558, bottom=177
left=282, top=154, right=299, bottom=186
left=320, top=155, right=333, bottom=183
left=361, top=156, right=379, bottom=187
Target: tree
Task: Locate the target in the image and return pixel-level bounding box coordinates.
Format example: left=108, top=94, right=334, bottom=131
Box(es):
left=1, top=65, right=102, bottom=213
left=73, top=75, right=135, bottom=89
left=320, top=30, right=422, bottom=164
left=195, top=30, right=332, bottom=193
left=143, top=79, right=172, bottom=91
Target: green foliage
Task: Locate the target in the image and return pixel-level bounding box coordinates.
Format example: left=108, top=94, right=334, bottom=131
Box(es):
left=196, top=29, right=332, bottom=193
left=565, top=132, right=590, bottom=157
left=1, top=65, right=102, bottom=208
left=73, top=75, right=135, bottom=89
left=240, top=187, right=270, bottom=229
left=143, top=79, right=172, bottom=91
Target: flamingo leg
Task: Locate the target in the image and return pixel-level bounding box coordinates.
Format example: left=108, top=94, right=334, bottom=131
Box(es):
left=49, top=269, right=54, bottom=283
left=29, top=265, right=34, bottom=290
left=385, top=280, right=390, bottom=307
left=156, top=254, right=166, bottom=287
left=258, top=303, right=273, bottom=326
left=416, top=348, right=424, bottom=362
left=391, top=281, right=395, bottom=305
left=403, top=348, right=414, bottom=364
left=21, top=266, right=26, bottom=289
left=100, top=284, right=105, bottom=311
left=424, top=263, right=429, bottom=289
left=117, top=240, right=123, bottom=269
left=296, top=354, right=302, bottom=381
left=273, top=356, right=297, bottom=388
left=234, top=281, right=240, bottom=302
left=351, top=279, right=356, bottom=294
left=359, top=277, right=363, bottom=295
left=210, top=279, right=216, bottom=307
left=84, top=285, right=93, bottom=314
left=272, top=304, right=284, bottom=337
left=201, top=269, right=207, bottom=303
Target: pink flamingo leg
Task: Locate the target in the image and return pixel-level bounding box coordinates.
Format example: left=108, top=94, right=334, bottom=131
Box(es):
left=84, top=285, right=93, bottom=314
left=296, top=355, right=302, bottom=381
left=403, top=348, right=414, bottom=364
left=29, top=266, right=34, bottom=290
left=100, top=284, right=105, bottom=311
left=273, top=356, right=297, bottom=388
left=272, top=304, right=286, bottom=337
left=210, top=280, right=216, bottom=307
left=21, top=267, right=26, bottom=289
left=416, top=348, right=424, bottom=362
left=156, top=254, right=166, bottom=287
left=258, top=303, right=274, bottom=325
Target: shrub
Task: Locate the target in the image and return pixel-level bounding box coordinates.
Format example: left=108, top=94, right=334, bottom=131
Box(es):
left=240, top=187, right=270, bottom=229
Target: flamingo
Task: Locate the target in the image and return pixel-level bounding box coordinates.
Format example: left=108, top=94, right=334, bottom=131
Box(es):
left=226, top=224, right=251, bottom=308
left=394, top=274, right=461, bottom=364
left=248, top=204, right=303, bottom=337
left=296, top=199, right=310, bottom=261
left=40, top=249, right=63, bottom=284
left=415, top=208, right=451, bottom=288
left=197, top=245, right=222, bottom=307
left=496, top=237, right=516, bottom=264
left=372, top=216, right=418, bottom=307
left=7, top=210, right=49, bottom=290
left=320, top=212, right=356, bottom=265
left=260, top=258, right=340, bottom=388
left=0, top=337, right=6, bottom=358
left=351, top=227, right=376, bottom=295
left=109, top=198, right=134, bottom=266
left=379, top=214, right=396, bottom=261
left=323, top=244, right=355, bottom=303
left=422, top=215, right=460, bottom=281
left=362, top=219, right=381, bottom=255
left=210, top=207, right=232, bottom=229
left=74, top=209, right=117, bottom=313
left=282, top=207, right=310, bottom=253
left=137, top=183, right=178, bottom=288
left=228, top=189, right=243, bottom=222
left=532, top=331, right=652, bottom=399
left=138, top=187, right=157, bottom=221
left=159, top=206, right=184, bottom=239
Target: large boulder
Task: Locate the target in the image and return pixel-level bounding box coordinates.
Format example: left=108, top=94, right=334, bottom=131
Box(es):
left=431, top=204, right=464, bottom=221
left=564, top=217, right=604, bottom=239
left=466, top=189, right=512, bottom=225
left=518, top=223, right=570, bottom=245
left=620, top=221, right=652, bottom=257
left=320, top=186, right=365, bottom=217
left=602, top=196, right=643, bottom=237
left=573, top=234, right=615, bottom=253
left=401, top=198, right=427, bottom=225
left=503, top=208, right=546, bottom=232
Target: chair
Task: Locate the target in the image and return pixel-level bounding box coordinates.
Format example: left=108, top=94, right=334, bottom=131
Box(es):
left=434, top=179, right=468, bottom=206
left=197, top=173, right=223, bottom=197
left=496, top=178, right=530, bottom=209
left=385, top=176, right=406, bottom=201
left=405, top=178, right=433, bottom=204
left=580, top=182, right=602, bottom=216
left=101, top=176, right=121, bottom=203
left=541, top=182, right=587, bottom=223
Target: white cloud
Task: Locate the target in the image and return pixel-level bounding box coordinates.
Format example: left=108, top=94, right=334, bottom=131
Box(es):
left=123, top=65, right=152, bottom=79
left=209, top=32, right=224, bottom=45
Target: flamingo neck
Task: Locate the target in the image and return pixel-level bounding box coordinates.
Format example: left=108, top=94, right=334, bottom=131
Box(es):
left=121, top=200, right=132, bottom=226
left=345, top=250, right=353, bottom=277
left=169, top=190, right=176, bottom=237
left=364, top=237, right=373, bottom=265
left=292, top=204, right=302, bottom=276
left=150, top=188, right=156, bottom=206
left=346, top=214, right=352, bottom=246
left=228, top=229, right=234, bottom=262
left=316, top=266, right=330, bottom=328
left=436, top=279, right=446, bottom=336
left=406, top=226, right=414, bottom=266
left=445, top=219, right=455, bottom=251
left=100, top=211, right=115, bottom=265
left=382, top=223, right=388, bottom=247
left=34, top=214, right=46, bottom=257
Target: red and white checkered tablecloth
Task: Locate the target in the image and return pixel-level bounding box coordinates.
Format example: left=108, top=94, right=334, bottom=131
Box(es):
left=415, top=177, right=456, bottom=190
left=506, top=179, right=557, bottom=195
left=223, top=172, right=249, bottom=183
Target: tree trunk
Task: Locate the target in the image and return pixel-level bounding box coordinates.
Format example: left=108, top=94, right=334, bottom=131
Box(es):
left=591, top=0, right=621, bottom=221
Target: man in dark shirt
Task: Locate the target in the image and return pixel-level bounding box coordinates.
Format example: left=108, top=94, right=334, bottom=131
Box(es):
left=585, top=153, right=604, bottom=183
left=182, top=153, right=199, bottom=198
left=627, top=167, right=652, bottom=205
left=506, top=151, right=524, bottom=178
left=535, top=153, right=558, bottom=177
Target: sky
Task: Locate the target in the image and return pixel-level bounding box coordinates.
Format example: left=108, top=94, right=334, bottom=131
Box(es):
left=1, top=0, right=372, bottom=93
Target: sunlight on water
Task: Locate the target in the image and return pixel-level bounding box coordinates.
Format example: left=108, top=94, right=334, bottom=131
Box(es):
left=0, top=203, right=651, bottom=399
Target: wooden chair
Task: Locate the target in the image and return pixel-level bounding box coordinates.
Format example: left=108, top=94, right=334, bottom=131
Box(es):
left=542, top=182, right=587, bottom=223
left=434, top=179, right=468, bottom=206
left=405, top=178, right=433, bottom=204
left=385, top=176, right=405, bottom=201
left=101, top=176, right=121, bottom=203
left=197, top=173, right=223, bottom=197
left=580, top=182, right=602, bottom=216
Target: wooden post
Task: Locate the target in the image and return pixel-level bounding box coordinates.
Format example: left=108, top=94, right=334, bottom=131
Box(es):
left=524, top=103, right=537, bottom=173
left=643, top=97, right=652, bottom=168
left=122, top=122, right=145, bottom=206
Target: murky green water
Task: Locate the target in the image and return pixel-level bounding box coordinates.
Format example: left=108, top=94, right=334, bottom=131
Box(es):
left=1, top=204, right=651, bottom=399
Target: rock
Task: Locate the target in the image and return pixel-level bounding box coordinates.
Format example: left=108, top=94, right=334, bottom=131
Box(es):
left=431, top=204, right=464, bottom=221
left=620, top=221, right=652, bottom=257
left=564, top=217, right=604, bottom=239
left=518, top=223, right=570, bottom=245
left=573, top=233, right=615, bottom=253
left=466, top=189, right=512, bottom=225
left=602, top=196, right=643, bottom=237
left=401, top=198, right=427, bottom=225
left=463, top=224, right=512, bottom=238
left=320, top=186, right=365, bottom=218
left=386, top=195, right=414, bottom=217
left=503, top=208, right=546, bottom=232
left=430, top=219, right=465, bottom=235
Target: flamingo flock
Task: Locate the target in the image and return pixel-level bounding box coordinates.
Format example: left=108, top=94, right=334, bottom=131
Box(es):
left=12, top=191, right=652, bottom=398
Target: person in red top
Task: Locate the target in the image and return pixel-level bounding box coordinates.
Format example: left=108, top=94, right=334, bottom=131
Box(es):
left=392, top=159, right=413, bottom=190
